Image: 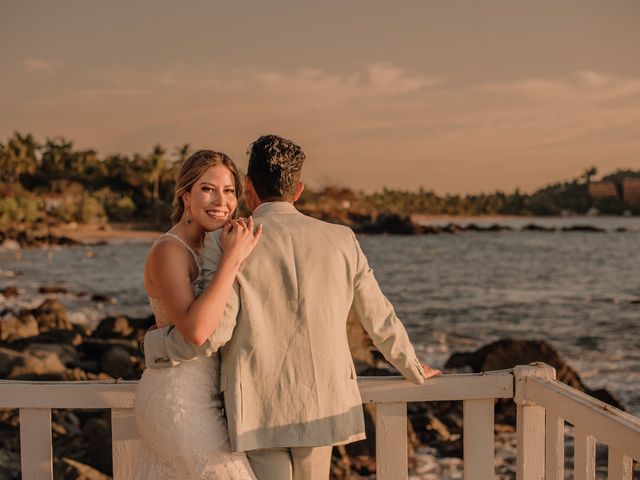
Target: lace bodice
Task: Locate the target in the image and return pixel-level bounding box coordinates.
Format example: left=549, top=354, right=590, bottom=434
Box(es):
left=148, top=233, right=205, bottom=327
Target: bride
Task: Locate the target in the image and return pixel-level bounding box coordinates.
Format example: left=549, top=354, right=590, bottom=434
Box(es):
left=133, top=150, right=261, bottom=479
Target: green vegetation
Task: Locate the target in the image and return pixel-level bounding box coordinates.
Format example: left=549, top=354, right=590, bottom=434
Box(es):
left=0, top=132, right=186, bottom=226
left=0, top=132, right=638, bottom=226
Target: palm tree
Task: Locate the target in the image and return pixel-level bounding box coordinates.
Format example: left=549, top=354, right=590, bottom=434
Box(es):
left=2, top=132, right=39, bottom=183
left=582, top=166, right=598, bottom=185
left=148, top=145, right=166, bottom=201
left=174, top=143, right=191, bottom=164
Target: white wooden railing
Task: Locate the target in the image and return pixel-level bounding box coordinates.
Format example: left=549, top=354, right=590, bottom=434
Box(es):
left=1, top=363, right=638, bottom=479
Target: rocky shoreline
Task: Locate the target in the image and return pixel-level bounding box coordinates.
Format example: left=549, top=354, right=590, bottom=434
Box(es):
left=0, top=285, right=632, bottom=479
left=305, top=210, right=622, bottom=235
left=0, top=215, right=632, bottom=250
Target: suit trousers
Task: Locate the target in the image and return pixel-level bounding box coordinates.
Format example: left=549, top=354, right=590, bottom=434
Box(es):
left=246, top=445, right=333, bottom=480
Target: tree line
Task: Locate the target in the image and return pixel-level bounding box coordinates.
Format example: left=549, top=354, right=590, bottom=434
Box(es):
left=1, top=132, right=638, bottom=225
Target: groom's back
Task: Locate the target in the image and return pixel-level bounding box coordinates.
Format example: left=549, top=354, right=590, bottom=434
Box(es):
left=220, top=202, right=366, bottom=451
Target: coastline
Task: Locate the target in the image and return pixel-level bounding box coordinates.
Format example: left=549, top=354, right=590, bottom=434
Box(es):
left=47, top=222, right=163, bottom=243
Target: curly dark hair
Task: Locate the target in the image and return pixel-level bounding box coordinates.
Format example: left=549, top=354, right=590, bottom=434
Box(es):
left=246, top=134, right=305, bottom=201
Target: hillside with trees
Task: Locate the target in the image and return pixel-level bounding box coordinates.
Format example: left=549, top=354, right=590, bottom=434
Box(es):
left=1, top=132, right=638, bottom=227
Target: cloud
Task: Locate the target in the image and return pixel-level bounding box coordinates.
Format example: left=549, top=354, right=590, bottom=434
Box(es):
left=5, top=65, right=640, bottom=193
left=24, top=58, right=58, bottom=75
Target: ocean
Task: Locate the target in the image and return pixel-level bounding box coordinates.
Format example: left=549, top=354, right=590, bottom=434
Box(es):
left=1, top=216, right=639, bottom=415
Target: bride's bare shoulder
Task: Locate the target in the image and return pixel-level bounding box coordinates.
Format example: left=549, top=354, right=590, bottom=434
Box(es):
left=146, top=236, right=191, bottom=267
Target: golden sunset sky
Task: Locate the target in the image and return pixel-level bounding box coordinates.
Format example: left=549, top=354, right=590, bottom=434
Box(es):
left=2, top=1, right=639, bottom=193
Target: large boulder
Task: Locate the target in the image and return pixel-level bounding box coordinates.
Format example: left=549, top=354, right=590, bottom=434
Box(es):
left=32, top=299, right=73, bottom=332
left=0, top=312, right=39, bottom=341
left=8, top=346, right=67, bottom=379
left=358, top=214, right=424, bottom=235
left=0, top=347, right=23, bottom=377
left=445, top=338, right=626, bottom=416
left=100, top=346, right=135, bottom=379
left=91, top=316, right=135, bottom=339
left=23, top=343, right=79, bottom=368
left=0, top=286, right=19, bottom=298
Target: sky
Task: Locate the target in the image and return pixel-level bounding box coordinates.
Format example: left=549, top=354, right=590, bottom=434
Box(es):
left=1, top=0, right=640, bottom=194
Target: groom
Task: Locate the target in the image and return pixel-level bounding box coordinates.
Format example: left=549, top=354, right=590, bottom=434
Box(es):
left=143, top=134, right=440, bottom=480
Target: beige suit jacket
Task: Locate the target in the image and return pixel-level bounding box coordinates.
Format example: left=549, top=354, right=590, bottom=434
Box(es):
left=144, top=202, right=425, bottom=452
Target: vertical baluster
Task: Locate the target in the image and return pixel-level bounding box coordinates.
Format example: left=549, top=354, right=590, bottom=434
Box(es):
left=574, top=426, right=595, bottom=480
left=607, top=447, right=632, bottom=480
left=375, top=402, right=408, bottom=480
left=111, top=408, right=142, bottom=480
left=545, top=412, right=564, bottom=480
left=463, top=398, right=495, bottom=480
left=19, top=408, right=53, bottom=480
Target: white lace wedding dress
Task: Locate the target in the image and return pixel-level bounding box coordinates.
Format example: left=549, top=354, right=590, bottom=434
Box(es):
left=133, top=233, right=256, bottom=479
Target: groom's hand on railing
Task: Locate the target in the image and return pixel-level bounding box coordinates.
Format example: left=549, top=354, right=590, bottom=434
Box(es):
left=422, top=364, right=442, bottom=379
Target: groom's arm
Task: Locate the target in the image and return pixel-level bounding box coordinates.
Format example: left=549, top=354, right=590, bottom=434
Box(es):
left=349, top=230, right=426, bottom=384
left=143, top=231, right=239, bottom=368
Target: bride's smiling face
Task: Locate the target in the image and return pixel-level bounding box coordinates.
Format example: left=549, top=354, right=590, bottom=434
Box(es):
left=183, top=165, right=238, bottom=231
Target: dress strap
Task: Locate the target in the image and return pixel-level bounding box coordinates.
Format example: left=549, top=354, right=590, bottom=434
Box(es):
left=161, top=233, right=203, bottom=276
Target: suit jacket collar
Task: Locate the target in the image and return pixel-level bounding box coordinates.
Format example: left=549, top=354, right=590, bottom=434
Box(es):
left=252, top=201, right=300, bottom=219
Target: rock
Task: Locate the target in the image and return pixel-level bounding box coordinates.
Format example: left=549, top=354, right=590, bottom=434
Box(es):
left=445, top=339, right=585, bottom=389
left=9, top=347, right=66, bottom=379
left=39, top=285, right=70, bottom=294
left=358, top=214, right=425, bottom=235
left=0, top=312, right=39, bottom=341
left=522, top=224, right=556, bottom=232
left=23, top=343, right=79, bottom=368
left=90, top=294, right=116, bottom=304
left=445, top=338, right=626, bottom=420
left=54, top=457, right=112, bottom=480
left=0, top=239, right=20, bottom=251
left=32, top=299, right=73, bottom=331
left=91, top=316, right=135, bottom=339
left=0, top=347, right=23, bottom=377
left=0, top=286, right=18, bottom=297
left=79, top=337, right=140, bottom=358
left=561, top=225, right=606, bottom=233
left=442, top=223, right=466, bottom=234
left=100, top=346, right=135, bottom=379
left=0, top=448, right=21, bottom=479
left=486, top=223, right=513, bottom=232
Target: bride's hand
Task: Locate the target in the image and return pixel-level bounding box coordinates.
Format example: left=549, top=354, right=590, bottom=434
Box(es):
left=219, top=216, right=263, bottom=265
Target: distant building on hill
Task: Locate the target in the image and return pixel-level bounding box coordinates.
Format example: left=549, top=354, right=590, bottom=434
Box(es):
left=622, top=177, right=640, bottom=207
left=588, top=181, right=618, bottom=200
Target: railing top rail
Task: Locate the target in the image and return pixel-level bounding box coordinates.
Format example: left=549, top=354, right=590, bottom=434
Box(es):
left=0, top=370, right=515, bottom=409
left=358, top=369, right=514, bottom=403
left=527, top=376, right=640, bottom=430
left=525, top=376, right=640, bottom=460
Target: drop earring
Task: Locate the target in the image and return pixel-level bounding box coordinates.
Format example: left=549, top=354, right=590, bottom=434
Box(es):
left=185, top=209, right=191, bottom=225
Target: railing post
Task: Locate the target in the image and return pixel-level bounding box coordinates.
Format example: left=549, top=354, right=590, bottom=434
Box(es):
left=463, top=398, right=495, bottom=480
left=574, top=426, right=595, bottom=480
left=545, top=411, right=564, bottom=480
left=375, top=401, right=408, bottom=480
left=608, top=447, right=632, bottom=480
left=111, top=408, right=142, bottom=480
left=19, top=408, right=53, bottom=480
left=515, top=363, right=556, bottom=480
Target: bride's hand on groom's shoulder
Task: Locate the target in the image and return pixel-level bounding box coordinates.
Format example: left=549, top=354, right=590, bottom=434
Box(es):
left=220, top=216, right=264, bottom=265
left=422, top=364, right=442, bottom=380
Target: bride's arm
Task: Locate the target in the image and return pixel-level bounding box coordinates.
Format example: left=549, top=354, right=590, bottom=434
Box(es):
left=148, top=219, right=262, bottom=346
